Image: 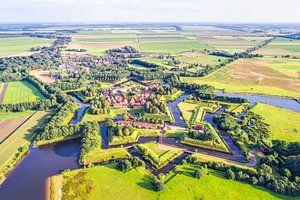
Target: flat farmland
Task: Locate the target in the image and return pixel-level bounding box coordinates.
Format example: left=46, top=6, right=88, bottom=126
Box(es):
left=0, top=37, right=53, bottom=57
left=0, top=111, right=50, bottom=169
left=181, top=58, right=300, bottom=98
left=176, top=52, right=230, bottom=66
left=29, top=70, right=56, bottom=85
left=197, top=35, right=270, bottom=54
left=254, top=37, right=300, bottom=56
left=251, top=103, right=300, bottom=142
left=0, top=111, right=34, bottom=143
left=138, top=40, right=210, bottom=54
left=2, top=81, right=45, bottom=104
left=65, top=31, right=137, bottom=56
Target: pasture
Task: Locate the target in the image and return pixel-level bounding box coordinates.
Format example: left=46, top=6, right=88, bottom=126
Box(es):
left=254, top=37, right=300, bottom=56
left=1, top=81, right=45, bottom=104
left=58, top=164, right=297, bottom=200
left=176, top=52, right=230, bottom=67
left=251, top=103, right=300, bottom=142
left=181, top=57, right=300, bottom=98
left=0, top=37, right=53, bottom=57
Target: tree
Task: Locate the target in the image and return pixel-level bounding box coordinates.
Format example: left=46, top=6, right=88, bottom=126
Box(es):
left=227, top=169, right=235, bottom=180
left=194, top=169, right=203, bottom=179
left=151, top=176, right=165, bottom=191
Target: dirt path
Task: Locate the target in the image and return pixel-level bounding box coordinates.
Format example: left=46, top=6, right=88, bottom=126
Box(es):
left=0, top=83, right=8, bottom=104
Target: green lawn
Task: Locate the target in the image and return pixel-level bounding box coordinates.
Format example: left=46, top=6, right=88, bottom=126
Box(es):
left=59, top=164, right=297, bottom=200
left=251, top=103, right=300, bottom=142
left=0, top=37, right=53, bottom=57
left=2, top=81, right=45, bottom=104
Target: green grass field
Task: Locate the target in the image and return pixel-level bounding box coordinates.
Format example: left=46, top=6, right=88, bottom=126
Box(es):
left=2, top=81, right=45, bottom=104
left=81, top=108, right=127, bottom=123
left=59, top=164, right=297, bottom=200
left=176, top=52, right=230, bottom=66
left=0, top=37, right=53, bottom=57
left=181, top=58, right=300, bottom=98
left=0, top=111, right=35, bottom=120
left=251, top=103, right=300, bottom=142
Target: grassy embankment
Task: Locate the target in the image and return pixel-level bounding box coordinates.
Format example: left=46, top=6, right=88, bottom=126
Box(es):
left=251, top=103, right=300, bottom=142
left=134, top=142, right=183, bottom=169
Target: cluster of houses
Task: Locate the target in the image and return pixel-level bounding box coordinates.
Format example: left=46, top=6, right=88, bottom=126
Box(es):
left=101, top=87, right=154, bottom=109
left=118, top=120, right=164, bottom=129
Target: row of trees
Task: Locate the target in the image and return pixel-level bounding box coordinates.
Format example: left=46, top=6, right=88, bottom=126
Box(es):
left=80, top=121, right=101, bottom=164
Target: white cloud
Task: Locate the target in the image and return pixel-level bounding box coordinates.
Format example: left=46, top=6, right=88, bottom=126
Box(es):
left=0, top=0, right=299, bottom=23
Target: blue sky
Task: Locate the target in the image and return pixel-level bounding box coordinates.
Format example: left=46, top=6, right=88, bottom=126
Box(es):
left=0, top=0, right=299, bottom=23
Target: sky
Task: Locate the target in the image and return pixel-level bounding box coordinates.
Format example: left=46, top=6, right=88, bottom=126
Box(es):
left=0, top=0, right=300, bottom=23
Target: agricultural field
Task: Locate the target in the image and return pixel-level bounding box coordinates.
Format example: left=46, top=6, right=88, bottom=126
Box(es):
left=176, top=52, right=230, bottom=67
left=251, top=103, right=300, bottom=142
left=0, top=111, right=34, bottom=143
left=0, top=111, right=50, bottom=174
left=197, top=35, right=269, bottom=54
left=254, top=37, right=300, bottom=56
left=55, top=164, right=297, bottom=200
left=64, top=30, right=137, bottom=56
left=29, top=70, right=56, bottom=85
left=0, top=37, right=54, bottom=57
left=1, top=81, right=45, bottom=104
left=181, top=57, right=300, bottom=98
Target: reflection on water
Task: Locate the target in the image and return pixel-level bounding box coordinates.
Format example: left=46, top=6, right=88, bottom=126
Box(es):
left=0, top=141, right=81, bottom=200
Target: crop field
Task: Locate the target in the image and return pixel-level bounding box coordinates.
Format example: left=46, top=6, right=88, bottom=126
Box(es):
left=251, top=103, right=300, bottom=142
left=176, top=52, right=230, bottom=67
left=197, top=35, right=268, bottom=54
left=1, top=81, right=45, bottom=104
left=0, top=111, right=34, bottom=143
left=181, top=57, right=300, bottom=98
left=65, top=30, right=137, bottom=56
left=0, top=37, right=53, bottom=57
left=57, top=164, right=296, bottom=200
left=254, top=37, right=300, bottom=56
left=0, top=111, right=50, bottom=171
left=29, top=70, right=56, bottom=85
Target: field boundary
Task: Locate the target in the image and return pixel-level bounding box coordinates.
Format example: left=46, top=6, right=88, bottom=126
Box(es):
left=0, top=83, right=8, bottom=104
left=0, top=112, right=35, bottom=144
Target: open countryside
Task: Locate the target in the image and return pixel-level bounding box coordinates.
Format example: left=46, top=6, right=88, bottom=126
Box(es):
left=0, top=1, right=300, bottom=200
